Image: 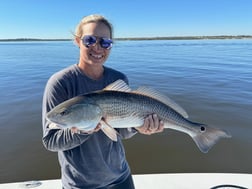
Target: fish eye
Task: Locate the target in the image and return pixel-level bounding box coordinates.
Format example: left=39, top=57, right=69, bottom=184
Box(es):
left=60, top=109, right=69, bottom=116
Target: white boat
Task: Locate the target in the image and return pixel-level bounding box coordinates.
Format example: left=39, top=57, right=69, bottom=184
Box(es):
left=0, top=173, right=251, bottom=189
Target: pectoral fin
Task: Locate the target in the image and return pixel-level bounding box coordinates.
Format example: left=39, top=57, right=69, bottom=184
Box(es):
left=100, top=119, right=118, bottom=142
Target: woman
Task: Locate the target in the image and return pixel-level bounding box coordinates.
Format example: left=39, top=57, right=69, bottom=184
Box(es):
left=42, top=14, right=164, bottom=189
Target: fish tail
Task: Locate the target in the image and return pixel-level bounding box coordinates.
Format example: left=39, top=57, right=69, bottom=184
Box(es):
left=192, top=125, right=231, bottom=153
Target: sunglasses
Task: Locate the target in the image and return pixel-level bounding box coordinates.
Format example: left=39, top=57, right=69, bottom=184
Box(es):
left=82, top=35, right=113, bottom=49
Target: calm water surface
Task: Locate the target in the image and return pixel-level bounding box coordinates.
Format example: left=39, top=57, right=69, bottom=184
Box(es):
left=0, top=40, right=252, bottom=183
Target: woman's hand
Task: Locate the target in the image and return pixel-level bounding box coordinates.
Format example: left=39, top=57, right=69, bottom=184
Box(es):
left=134, top=114, right=164, bottom=135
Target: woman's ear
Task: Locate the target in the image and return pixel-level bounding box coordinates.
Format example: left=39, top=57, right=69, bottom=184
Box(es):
left=74, top=37, right=81, bottom=48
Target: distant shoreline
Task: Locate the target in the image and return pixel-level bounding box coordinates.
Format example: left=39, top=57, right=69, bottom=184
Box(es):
left=0, top=35, right=252, bottom=42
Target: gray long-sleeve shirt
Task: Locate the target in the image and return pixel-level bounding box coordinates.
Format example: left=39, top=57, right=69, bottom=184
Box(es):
left=42, top=64, right=137, bottom=189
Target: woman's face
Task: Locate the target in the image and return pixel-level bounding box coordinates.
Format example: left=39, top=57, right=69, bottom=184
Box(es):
left=77, top=22, right=112, bottom=68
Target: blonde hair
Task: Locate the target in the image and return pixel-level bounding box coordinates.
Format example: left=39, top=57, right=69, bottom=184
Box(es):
left=75, top=14, right=113, bottom=39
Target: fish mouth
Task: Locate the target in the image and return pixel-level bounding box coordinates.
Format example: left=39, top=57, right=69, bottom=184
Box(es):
left=45, top=116, right=67, bottom=127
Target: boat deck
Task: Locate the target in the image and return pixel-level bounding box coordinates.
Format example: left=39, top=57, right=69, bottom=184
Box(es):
left=0, top=173, right=251, bottom=189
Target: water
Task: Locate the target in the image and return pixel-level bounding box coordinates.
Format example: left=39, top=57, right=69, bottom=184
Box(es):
left=0, top=40, right=252, bottom=183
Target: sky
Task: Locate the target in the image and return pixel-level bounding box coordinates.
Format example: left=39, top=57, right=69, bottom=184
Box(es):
left=0, top=0, right=252, bottom=39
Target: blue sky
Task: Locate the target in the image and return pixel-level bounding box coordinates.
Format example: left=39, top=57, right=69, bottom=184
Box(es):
left=0, top=0, right=251, bottom=39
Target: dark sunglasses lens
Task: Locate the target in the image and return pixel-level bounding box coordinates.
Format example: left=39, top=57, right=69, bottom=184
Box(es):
left=82, top=35, right=112, bottom=49
left=83, top=36, right=97, bottom=47
left=101, top=38, right=113, bottom=49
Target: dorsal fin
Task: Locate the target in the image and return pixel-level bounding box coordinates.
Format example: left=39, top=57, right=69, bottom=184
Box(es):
left=133, top=86, right=189, bottom=118
left=104, top=80, right=188, bottom=118
left=103, top=79, right=131, bottom=92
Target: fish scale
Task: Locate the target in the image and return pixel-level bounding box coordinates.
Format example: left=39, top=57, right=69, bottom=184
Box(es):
left=89, top=91, right=193, bottom=129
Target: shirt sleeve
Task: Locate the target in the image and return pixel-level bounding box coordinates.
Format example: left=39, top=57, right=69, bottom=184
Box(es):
left=42, top=76, right=91, bottom=152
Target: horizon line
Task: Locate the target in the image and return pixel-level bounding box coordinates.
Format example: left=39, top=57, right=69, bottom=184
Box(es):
left=0, top=35, right=252, bottom=41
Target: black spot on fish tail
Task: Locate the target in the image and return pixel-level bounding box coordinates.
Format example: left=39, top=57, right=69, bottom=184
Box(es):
left=190, top=121, right=207, bottom=133
left=200, top=126, right=206, bottom=132
left=187, top=120, right=207, bottom=133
